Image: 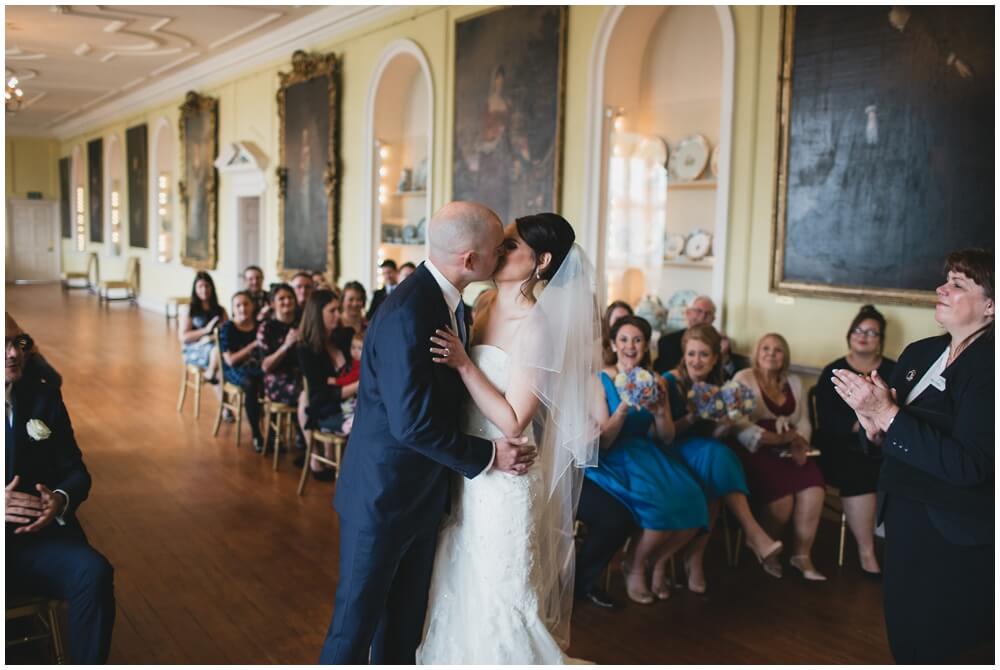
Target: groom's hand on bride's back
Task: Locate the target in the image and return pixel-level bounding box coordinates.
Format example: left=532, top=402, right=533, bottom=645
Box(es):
left=492, top=436, right=537, bottom=475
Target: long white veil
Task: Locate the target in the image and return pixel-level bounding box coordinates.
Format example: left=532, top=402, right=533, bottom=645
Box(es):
left=510, top=243, right=603, bottom=649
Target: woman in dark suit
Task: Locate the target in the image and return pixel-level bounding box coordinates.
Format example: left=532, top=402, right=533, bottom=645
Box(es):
left=832, top=248, right=994, bottom=663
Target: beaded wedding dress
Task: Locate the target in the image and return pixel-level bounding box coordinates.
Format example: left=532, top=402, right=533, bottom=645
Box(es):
left=416, top=345, right=569, bottom=665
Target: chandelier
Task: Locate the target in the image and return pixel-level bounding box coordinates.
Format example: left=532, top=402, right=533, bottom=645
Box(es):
left=6, top=75, right=24, bottom=114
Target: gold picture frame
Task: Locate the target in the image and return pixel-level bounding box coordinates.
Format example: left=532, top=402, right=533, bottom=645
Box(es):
left=276, top=49, right=341, bottom=283
left=770, top=6, right=936, bottom=306
left=178, top=91, right=219, bottom=270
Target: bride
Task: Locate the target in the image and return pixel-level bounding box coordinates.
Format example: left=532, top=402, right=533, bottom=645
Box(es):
left=417, top=213, right=602, bottom=664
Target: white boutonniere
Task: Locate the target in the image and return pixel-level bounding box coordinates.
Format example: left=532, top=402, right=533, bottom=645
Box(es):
left=26, top=419, right=52, bottom=441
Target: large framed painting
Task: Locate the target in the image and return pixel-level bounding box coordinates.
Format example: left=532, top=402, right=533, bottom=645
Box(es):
left=276, top=49, right=340, bottom=281
left=452, top=5, right=566, bottom=226
left=58, top=157, right=71, bottom=239
left=772, top=6, right=994, bottom=305
left=87, top=138, right=103, bottom=243
left=126, top=123, right=148, bottom=249
left=179, top=91, right=219, bottom=270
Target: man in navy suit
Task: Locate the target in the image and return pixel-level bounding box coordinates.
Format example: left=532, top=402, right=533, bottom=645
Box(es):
left=365, top=259, right=399, bottom=321
left=5, top=320, right=115, bottom=663
left=320, top=202, right=536, bottom=664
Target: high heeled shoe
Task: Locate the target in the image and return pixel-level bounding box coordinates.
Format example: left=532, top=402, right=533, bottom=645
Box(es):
left=747, top=539, right=784, bottom=579
left=621, top=560, right=655, bottom=605
left=789, top=555, right=827, bottom=581
left=682, top=556, right=707, bottom=594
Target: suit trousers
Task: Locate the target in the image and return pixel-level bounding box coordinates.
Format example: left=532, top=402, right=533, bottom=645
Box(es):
left=574, top=477, right=636, bottom=596
left=883, top=495, right=993, bottom=663
left=320, top=521, right=438, bottom=664
left=6, top=523, right=115, bottom=664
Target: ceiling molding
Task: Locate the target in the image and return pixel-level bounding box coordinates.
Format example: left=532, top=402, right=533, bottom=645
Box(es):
left=48, top=5, right=404, bottom=141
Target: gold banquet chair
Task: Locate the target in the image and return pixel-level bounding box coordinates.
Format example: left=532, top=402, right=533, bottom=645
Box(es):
left=97, top=256, right=139, bottom=305
left=297, top=377, right=347, bottom=495
left=5, top=595, right=68, bottom=664
left=211, top=329, right=247, bottom=447
left=263, top=397, right=298, bottom=471
left=61, top=251, right=99, bottom=293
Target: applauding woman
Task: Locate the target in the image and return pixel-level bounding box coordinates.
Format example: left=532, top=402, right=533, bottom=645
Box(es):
left=663, top=325, right=782, bottom=590
left=832, top=249, right=993, bottom=663
left=733, top=334, right=825, bottom=581
left=589, top=316, right=708, bottom=603
left=257, top=283, right=302, bottom=408
left=814, top=305, right=895, bottom=576
left=220, top=291, right=265, bottom=451
left=181, top=272, right=228, bottom=385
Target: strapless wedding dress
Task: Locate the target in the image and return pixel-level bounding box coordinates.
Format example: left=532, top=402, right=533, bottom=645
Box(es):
left=416, top=345, right=570, bottom=665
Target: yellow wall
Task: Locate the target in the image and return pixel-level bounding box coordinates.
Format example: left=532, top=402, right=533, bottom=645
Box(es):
left=40, top=5, right=938, bottom=369
left=5, top=137, right=60, bottom=200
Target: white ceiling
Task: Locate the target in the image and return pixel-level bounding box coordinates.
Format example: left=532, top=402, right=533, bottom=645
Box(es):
left=4, top=5, right=393, bottom=138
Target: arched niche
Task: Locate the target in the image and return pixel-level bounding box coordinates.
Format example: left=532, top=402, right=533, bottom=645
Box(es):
left=585, top=6, right=734, bottom=325
left=71, top=144, right=86, bottom=252
left=363, top=39, right=434, bottom=290
left=104, top=133, right=124, bottom=255
left=150, top=117, right=176, bottom=263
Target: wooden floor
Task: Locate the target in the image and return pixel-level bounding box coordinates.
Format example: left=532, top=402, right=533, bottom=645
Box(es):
left=6, top=284, right=893, bottom=664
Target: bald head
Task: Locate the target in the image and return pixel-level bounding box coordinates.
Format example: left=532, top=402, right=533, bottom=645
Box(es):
left=427, top=201, right=505, bottom=289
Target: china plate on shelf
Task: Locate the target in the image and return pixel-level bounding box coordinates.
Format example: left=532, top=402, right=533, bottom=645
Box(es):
left=664, top=233, right=687, bottom=260
left=710, top=144, right=720, bottom=178
left=668, top=134, right=710, bottom=181
left=402, top=224, right=418, bottom=243
left=684, top=229, right=713, bottom=260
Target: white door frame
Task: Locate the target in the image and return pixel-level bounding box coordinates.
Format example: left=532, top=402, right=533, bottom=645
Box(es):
left=215, top=142, right=268, bottom=286
left=6, top=198, right=62, bottom=283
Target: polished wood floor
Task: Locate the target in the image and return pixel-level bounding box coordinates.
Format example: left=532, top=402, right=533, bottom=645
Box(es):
left=6, top=285, right=893, bottom=664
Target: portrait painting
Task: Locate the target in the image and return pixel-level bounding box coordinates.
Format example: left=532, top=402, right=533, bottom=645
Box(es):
left=59, top=157, right=71, bottom=239
left=126, top=123, right=148, bottom=249
left=772, top=6, right=994, bottom=305
left=452, top=6, right=566, bottom=226
left=87, top=138, right=103, bottom=243
left=179, top=91, right=219, bottom=270
left=277, top=50, right=340, bottom=281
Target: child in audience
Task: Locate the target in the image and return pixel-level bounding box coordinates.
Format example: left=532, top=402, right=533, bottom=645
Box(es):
left=336, top=330, right=365, bottom=434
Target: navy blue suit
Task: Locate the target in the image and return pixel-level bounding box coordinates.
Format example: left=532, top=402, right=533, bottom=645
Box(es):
left=6, top=367, right=115, bottom=663
left=320, top=264, right=493, bottom=664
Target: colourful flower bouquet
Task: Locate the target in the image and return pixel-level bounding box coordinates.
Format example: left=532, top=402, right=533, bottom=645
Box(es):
left=687, top=380, right=755, bottom=421
left=614, top=367, right=661, bottom=408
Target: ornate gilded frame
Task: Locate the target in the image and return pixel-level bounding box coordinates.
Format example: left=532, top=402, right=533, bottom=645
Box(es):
left=276, top=49, right=341, bottom=283
left=771, top=7, right=934, bottom=306
left=178, top=91, right=219, bottom=270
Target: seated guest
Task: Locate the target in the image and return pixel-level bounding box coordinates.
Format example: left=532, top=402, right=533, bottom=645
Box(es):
left=5, top=313, right=61, bottom=387
left=257, top=283, right=302, bottom=409
left=296, top=290, right=359, bottom=480
left=733, top=333, right=826, bottom=580
left=366, top=259, right=399, bottom=320
left=663, top=325, right=783, bottom=591
left=312, top=271, right=333, bottom=291
left=180, top=271, right=228, bottom=388
left=398, top=262, right=416, bottom=283
left=602, top=300, right=633, bottom=366
left=290, top=272, right=315, bottom=323
left=6, top=322, right=115, bottom=663
left=654, top=295, right=716, bottom=373
left=336, top=329, right=365, bottom=435
left=815, top=305, right=895, bottom=577
left=719, top=335, right=751, bottom=381
left=243, top=265, right=271, bottom=321
left=588, top=316, right=707, bottom=604
left=220, top=291, right=266, bottom=452
left=339, top=281, right=369, bottom=334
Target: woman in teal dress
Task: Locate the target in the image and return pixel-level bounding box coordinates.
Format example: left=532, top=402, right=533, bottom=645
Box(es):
left=588, top=316, right=708, bottom=604
left=662, top=324, right=783, bottom=592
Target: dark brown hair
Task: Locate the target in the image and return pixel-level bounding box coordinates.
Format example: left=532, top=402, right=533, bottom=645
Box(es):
left=847, top=304, right=886, bottom=355
left=300, top=289, right=339, bottom=355
left=672, top=324, right=724, bottom=395
left=609, top=315, right=653, bottom=370
left=514, top=213, right=576, bottom=301
left=945, top=248, right=995, bottom=343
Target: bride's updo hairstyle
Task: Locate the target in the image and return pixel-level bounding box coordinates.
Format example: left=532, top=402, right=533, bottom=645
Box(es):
left=515, top=212, right=576, bottom=301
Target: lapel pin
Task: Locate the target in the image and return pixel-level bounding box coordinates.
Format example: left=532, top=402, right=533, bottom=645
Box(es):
left=905, top=369, right=916, bottom=382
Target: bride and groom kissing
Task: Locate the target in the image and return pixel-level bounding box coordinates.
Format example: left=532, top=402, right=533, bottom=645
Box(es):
left=319, top=201, right=601, bottom=664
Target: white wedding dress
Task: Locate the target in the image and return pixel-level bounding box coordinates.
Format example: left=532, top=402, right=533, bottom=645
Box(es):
left=416, top=345, right=569, bottom=665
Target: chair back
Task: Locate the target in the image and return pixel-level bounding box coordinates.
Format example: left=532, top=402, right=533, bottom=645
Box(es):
left=212, top=327, right=224, bottom=374
left=86, top=252, right=100, bottom=283
left=125, top=257, right=140, bottom=292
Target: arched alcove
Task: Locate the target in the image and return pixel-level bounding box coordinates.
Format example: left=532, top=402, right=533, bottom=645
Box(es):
left=363, top=39, right=434, bottom=289
left=71, top=144, right=86, bottom=252
left=105, top=133, right=124, bottom=256
left=150, top=117, right=176, bottom=263
left=585, top=6, right=734, bottom=327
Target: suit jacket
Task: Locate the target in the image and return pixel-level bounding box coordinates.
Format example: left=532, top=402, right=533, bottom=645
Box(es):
left=6, top=367, right=91, bottom=532
left=653, top=329, right=684, bottom=374
left=335, top=263, right=493, bottom=536
left=875, top=333, right=994, bottom=546
left=366, top=286, right=391, bottom=321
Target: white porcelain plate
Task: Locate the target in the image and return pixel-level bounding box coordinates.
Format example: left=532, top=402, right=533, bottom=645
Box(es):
left=684, top=229, right=713, bottom=260
left=664, top=233, right=687, bottom=260
left=668, top=134, right=710, bottom=181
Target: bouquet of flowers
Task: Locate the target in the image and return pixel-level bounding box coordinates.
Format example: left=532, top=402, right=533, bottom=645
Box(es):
left=687, top=380, right=756, bottom=421
left=614, top=367, right=661, bottom=409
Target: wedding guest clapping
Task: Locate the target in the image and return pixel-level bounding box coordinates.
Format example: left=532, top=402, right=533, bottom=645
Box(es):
left=181, top=272, right=228, bottom=386
left=733, top=333, right=825, bottom=580
left=220, top=291, right=265, bottom=451
left=257, top=283, right=302, bottom=408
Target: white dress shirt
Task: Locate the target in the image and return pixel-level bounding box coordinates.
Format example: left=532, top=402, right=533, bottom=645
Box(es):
left=905, top=346, right=949, bottom=406
left=423, top=260, right=496, bottom=474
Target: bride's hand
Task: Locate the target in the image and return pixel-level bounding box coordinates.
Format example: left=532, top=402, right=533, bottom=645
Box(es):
left=430, top=327, right=471, bottom=370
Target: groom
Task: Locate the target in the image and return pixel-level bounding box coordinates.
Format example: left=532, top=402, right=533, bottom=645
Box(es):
left=320, top=201, right=537, bottom=664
